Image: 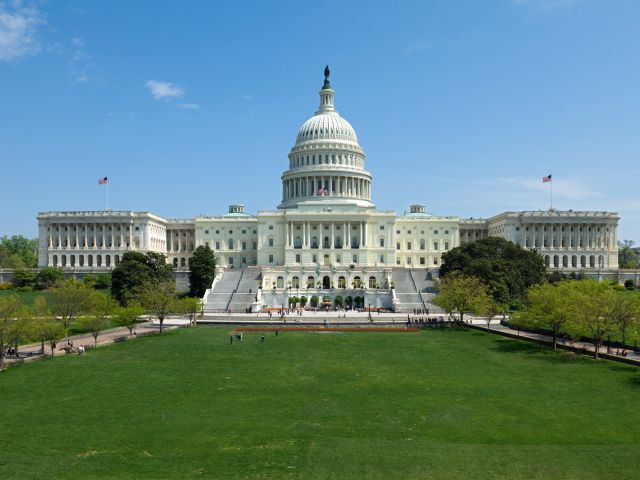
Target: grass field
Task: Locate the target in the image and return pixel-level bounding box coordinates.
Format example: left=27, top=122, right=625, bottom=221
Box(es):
left=1, top=327, right=639, bottom=479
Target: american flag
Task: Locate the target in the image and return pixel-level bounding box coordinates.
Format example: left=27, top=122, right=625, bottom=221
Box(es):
left=318, top=187, right=327, bottom=195
left=98, top=176, right=108, bottom=185
left=542, top=174, right=552, bottom=183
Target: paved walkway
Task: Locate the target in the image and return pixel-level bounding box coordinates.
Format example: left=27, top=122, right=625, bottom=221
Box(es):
left=469, top=319, right=640, bottom=364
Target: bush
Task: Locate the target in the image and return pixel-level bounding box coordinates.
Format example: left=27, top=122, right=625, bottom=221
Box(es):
left=624, top=279, right=635, bottom=291
left=37, top=267, right=64, bottom=289
left=0, top=282, right=13, bottom=290
left=310, top=295, right=319, bottom=308
left=12, top=268, right=37, bottom=289
left=334, top=295, right=343, bottom=307
left=83, top=273, right=112, bottom=290
left=345, top=296, right=353, bottom=307
left=299, top=295, right=307, bottom=307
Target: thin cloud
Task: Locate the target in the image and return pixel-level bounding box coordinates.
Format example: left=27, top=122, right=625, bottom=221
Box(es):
left=0, top=0, right=44, bottom=62
left=69, top=37, right=102, bottom=84
left=146, top=80, right=185, bottom=100
left=177, top=103, right=200, bottom=110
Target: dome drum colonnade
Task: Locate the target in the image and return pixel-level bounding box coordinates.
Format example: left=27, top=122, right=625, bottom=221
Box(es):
left=279, top=67, right=373, bottom=209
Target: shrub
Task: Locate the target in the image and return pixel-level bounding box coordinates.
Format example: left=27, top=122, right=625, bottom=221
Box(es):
left=0, top=282, right=13, bottom=290
left=310, top=295, right=319, bottom=308
left=624, top=279, right=635, bottom=291
left=334, top=295, right=343, bottom=307
left=12, top=268, right=37, bottom=289
left=37, top=267, right=64, bottom=289
left=299, top=295, right=307, bottom=307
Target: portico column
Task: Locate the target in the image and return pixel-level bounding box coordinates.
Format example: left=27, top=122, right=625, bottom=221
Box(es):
left=364, top=222, right=368, bottom=247
left=331, top=223, right=335, bottom=249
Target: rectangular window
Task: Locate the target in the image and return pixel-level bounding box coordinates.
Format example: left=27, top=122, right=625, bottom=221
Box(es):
left=253, top=241, right=257, bottom=249
left=242, top=241, right=247, bottom=250
left=444, top=242, right=449, bottom=250
left=380, top=225, right=384, bottom=230
left=396, top=258, right=401, bottom=265
left=268, top=254, right=274, bottom=263
left=396, top=242, right=400, bottom=250
left=205, top=241, right=209, bottom=248
left=352, top=254, right=358, bottom=263
left=295, top=254, right=301, bottom=263
left=379, top=238, right=385, bottom=247
left=420, top=257, right=425, bottom=265
left=379, top=254, right=385, bottom=263
left=312, top=254, right=317, bottom=263
left=407, top=242, right=412, bottom=250
left=444, top=230, right=449, bottom=234
left=407, top=257, right=412, bottom=264
left=434, top=230, right=438, bottom=234
left=215, top=241, right=220, bottom=250
left=268, top=225, right=273, bottom=230
left=268, top=238, right=274, bottom=247
left=204, top=230, right=209, bottom=234
left=228, top=257, right=234, bottom=265
left=434, top=257, right=439, bottom=265
left=242, top=230, right=246, bottom=234
left=434, top=242, right=439, bottom=250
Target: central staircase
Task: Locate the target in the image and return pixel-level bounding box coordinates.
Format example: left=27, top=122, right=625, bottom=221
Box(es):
left=392, top=268, right=442, bottom=313
left=203, top=267, right=261, bottom=313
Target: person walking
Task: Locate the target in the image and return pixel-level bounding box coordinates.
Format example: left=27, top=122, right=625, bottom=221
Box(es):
left=261, top=334, right=265, bottom=343
left=230, top=335, right=234, bottom=344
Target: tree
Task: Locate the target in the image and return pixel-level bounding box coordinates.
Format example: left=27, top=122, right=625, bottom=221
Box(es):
left=310, top=295, right=319, bottom=308
left=111, top=252, right=174, bottom=306
left=618, top=240, right=639, bottom=269
left=80, top=293, right=117, bottom=348
left=36, top=267, right=64, bottom=289
left=12, top=268, right=37, bottom=290
left=140, top=281, right=176, bottom=333
left=173, top=297, right=202, bottom=325
left=569, top=280, right=616, bottom=359
left=606, top=289, right=640, bottom=347
left=0, top=235, right=37, bottom=269
left=512, top=282, right=577, bottom=349
left=299, top=296, right=307, bottom=308
left=0, top=295, right=28, bottom=371
left=48, top=279, right=92, bottom=335
left=189, top=245, right=216, bottom=297
left=432, top=272, right=492, bottom=323
left=82, top=273, right=112, bottom=290
left=439, top=237, right=547, bottom=308
left=37, top=319, right=65, bottom=357
left=115, top=303, right=145, bottom=337
left=481, top=300, right=505, bottom=332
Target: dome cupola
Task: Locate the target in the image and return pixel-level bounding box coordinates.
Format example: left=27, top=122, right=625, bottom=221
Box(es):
left=279, top=66, right=374, bottom=209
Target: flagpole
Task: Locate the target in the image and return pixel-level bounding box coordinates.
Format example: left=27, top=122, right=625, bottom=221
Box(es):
left=550, top=179, right=553, bottom=210
left=107, top=181, right=110, bottom=210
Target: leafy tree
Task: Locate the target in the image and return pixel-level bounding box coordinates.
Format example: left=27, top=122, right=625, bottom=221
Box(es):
left=80, top=292, right=117, bottom=348
left=624, top=279, right=635, bottom=291
left=433, top=272, right=492, bottom=323
left=36, top=267, right=64, bottom=289
left=512, top=282, right=577, bottom=349
left=115, top=303, right=145, bottom=337
left=82, top=273, right=112, bottom=290
left=111, top=252, right=174, bottom=306
left=570, top=280, right=616, bottom=359
left=0, top=235, right=37, bottom=269
left=140, top=280, right=176, bottom=333
left=188, top=245, right=216, bottom=297
left=0, top=295, right=28, bottom=371
left=310, top=295, right=319, bottom=308
left=299, top=295, right=307, bottom=307
left=439, top=237, right=547, bottom=308
left=48, top=279, right=92, bottom=335
left=334, top=295, right=343, bottom=307
left=173, top=297, right=202, bottom=325
left=38, top=319, right=65, bottom=357
left=12, top=268, right=37, bottom=290
left=606, top=289, right=640, bottom=347
left=618, top=240, right=639, bottom=269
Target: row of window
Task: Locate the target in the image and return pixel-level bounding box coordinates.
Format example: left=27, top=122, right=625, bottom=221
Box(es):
left=395, top=240, right=449, bottom=251
left=290, top=153, right=362, bottom=168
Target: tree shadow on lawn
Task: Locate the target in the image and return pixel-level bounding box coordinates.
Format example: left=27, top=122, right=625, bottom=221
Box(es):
left=490, top=337, right=583, bottom=365
left=625, top=376, right=640, bottom=389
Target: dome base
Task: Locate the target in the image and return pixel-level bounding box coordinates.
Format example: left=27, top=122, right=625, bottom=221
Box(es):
left=278, top=197, right=375, bottom=210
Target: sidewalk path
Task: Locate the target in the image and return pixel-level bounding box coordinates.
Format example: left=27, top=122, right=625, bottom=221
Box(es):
left=469, top=319, right=640, bottom=365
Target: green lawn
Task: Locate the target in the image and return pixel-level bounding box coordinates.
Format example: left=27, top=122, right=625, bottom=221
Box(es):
left=1, top=327, right=639, bottom=479
left=0, top=288, right=110, bottom=306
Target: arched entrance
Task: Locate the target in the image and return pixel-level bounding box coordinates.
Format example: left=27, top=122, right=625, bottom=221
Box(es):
left=322, top=275, right=330, bottom=289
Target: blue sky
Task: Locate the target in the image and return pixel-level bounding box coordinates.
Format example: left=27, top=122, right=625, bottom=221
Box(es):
left=1, top=0, right=639, bottom=241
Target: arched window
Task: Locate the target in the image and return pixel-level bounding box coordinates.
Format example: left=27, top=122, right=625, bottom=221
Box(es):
left=70, top=255, right=75, bottom=267
left=571, top=255, right=577, bottom=268
left=420, top=239, right=425, bottom=250
left=173, top=258, right=178, bottom=268
left=580, top=255, right=586, bottom=267
left=79, top=255, right=84, bottom=267
left=228, top=239, right=234, bottom=249
left=181, top=258, right=186, bottom=268
left=292, top=276, right=299, bottom=288
left=369, top=276, right=377, bottom=289
left=53, top=254, right=58, bottom=266
left=353, top=276, right=362, bottom=288
left=589, top=255, right=595, bottom=268
left=307, top=276, right=315, bottom=288
left=553, top=255, right=559, bottom=268
left=562, top=255, right=568, bottom=267
left=114, top=255, right=119, bottom=266
left=61, top=255, right=67, bottom=267
left=88, top=255, right=93, bottom=267
left=338, top=276, right=346, bottom=288
left=276, top=276, right=284, bottom=289
left=544, top=255, right=550, bottom=267
left=97, top=254, right=102, bottom=267
left=106, top=254, right=111, bottom=267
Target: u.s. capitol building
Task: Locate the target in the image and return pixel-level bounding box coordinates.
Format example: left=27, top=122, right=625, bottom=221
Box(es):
left=36, top=68, right=619, bottom=311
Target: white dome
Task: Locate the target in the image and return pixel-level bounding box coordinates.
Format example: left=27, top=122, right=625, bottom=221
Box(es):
left=295, top=112, right=359, bottom=146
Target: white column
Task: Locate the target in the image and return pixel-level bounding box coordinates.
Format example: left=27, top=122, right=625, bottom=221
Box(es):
left=331, top=223, right=335, bottom=249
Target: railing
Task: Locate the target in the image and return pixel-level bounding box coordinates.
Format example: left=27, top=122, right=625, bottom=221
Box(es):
left=225, top=269, right=245, bottom=311
left=408, top=269, right=428, bottom=312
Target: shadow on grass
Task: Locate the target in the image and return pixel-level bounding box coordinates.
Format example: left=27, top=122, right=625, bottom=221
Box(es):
left=625, top=376, right=640, bottom=388
left=490, top=337, right=582, bottom=364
